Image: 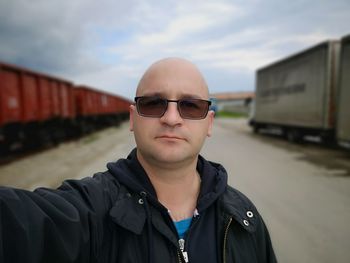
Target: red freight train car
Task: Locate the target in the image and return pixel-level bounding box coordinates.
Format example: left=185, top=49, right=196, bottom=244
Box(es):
left=75, top=85, right=131, bottom=115
left=1, top=61, right=131, bottom=155
left=0, top=62, right=75, bottom=153
left=74, top=85, right=130, bottom=133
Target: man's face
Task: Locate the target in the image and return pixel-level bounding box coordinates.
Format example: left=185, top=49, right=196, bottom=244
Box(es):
left=129, top=59, right=214, bottom=167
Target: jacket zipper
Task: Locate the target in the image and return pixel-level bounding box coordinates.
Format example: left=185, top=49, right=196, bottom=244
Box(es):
left=176, top=214, right=199, bottom=263
left=178, top=239, right=189, bottom=262
left=177, top=249, right=183, bottom=263
left=223, top=217, right=233, bottom=263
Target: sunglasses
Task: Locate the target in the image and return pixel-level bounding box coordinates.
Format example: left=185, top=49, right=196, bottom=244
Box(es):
left=134, top=96, right=212, bottom=120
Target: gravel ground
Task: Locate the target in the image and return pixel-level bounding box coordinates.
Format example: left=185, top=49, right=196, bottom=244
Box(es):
left=0, top=121, right=135, bottom=190
left=1, top=118, right=349, bottom=190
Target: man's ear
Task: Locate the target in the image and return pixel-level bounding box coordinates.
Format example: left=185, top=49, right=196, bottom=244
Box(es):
left=129, top=105, right=135, bottom=131
left=207, top=110, right=215, bottom=137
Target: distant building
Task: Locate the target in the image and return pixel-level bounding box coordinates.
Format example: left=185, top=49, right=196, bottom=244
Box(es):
left=210, top=91, right=255, bottom=115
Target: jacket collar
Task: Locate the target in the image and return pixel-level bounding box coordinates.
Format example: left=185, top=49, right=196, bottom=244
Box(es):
left=109, top=185, right=179, bottom=246
left=219, top=186, right=259, bottom=233
left=109, top=186, right=146, bottom=235
left=108, top=149, right=236, bottom=234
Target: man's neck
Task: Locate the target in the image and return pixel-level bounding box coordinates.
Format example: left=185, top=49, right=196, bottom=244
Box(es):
left=137, top=151, right=201, bottom=221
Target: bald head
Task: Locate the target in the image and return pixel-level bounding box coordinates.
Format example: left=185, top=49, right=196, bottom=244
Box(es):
left=130, top=57, right=214, bottom=169
left=136, top=58, right=209, bottom=98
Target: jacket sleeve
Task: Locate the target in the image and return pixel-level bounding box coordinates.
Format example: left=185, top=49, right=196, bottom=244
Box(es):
left=0, top=173, right=118, bottom=263
left=254, top=214, right=278, bottom=263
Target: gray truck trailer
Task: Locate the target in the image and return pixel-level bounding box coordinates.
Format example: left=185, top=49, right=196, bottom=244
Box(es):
left=337, top=35, right=350, bottom=144
left=250, top=39, right=350, bottom=144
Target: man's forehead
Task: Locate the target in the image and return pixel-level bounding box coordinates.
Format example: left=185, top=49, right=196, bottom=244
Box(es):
left=136, top=58, right=209, bottom=97
left=138, top=90, right=204, bottom=99
left=137, top=82, right=208, bottom=98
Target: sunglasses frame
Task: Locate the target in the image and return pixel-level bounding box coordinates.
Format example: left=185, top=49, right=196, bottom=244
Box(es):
left=134, top=96, right=212, bottom=120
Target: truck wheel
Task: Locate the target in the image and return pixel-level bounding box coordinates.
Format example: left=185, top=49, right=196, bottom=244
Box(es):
left=253, top=124, right=260, bottom=134
left=321, top=134, right=335, bottom=146
left=286, top=129, right=302, bottom=143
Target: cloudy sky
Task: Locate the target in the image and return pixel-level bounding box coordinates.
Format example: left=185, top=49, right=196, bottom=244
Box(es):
left=1, top=0, right=349, bottom=99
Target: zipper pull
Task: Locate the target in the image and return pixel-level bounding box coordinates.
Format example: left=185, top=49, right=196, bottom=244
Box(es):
left=178, top=239, right=189, bottom=262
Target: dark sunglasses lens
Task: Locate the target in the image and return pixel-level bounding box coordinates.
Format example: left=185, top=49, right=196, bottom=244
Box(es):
left=179, top=99, right=209, bottom=119
left=137, top=97, right=167, bottom=117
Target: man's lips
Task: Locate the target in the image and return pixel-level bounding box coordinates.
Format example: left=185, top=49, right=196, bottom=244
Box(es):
left=155, top=135, right=186, bottom=141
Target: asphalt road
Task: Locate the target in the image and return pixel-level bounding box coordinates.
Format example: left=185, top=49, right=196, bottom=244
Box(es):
left=1, top=118, right=349, bottom=262
left=204, top=118, right=350, bottom=263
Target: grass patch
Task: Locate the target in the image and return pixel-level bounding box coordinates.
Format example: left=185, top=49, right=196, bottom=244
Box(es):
left=215, top=111, right=248, bottom=118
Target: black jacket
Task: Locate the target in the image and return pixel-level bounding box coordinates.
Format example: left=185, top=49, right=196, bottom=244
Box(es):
left=0, top=149, right=277, bottom=262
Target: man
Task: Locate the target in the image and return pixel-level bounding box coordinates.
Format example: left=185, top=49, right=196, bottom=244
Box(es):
left=0, top=58, right=276, bottom=262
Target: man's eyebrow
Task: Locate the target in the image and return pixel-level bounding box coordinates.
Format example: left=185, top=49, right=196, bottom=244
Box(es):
left=139, top=92, right=203, bottom=99
left=140, top=92, right=164, bottom=97
left=180, top=93, right=202, bottom=99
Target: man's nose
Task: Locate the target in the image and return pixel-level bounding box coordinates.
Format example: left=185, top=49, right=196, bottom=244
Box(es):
left=160, top=101, right=183, bottom=125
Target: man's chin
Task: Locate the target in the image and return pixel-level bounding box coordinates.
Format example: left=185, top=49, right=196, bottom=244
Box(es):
left=149, top=149, right=193, bottom=166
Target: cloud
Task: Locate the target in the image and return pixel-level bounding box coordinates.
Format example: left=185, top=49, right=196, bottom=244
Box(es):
left=136, top=2, right=241, bottom=46
left=1, top=0, right=350, bottom=99
left=0, top=1, right=89, bottom=75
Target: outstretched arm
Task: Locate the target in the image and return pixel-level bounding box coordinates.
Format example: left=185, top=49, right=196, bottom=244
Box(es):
left=0, top=173, right=117, bottom=263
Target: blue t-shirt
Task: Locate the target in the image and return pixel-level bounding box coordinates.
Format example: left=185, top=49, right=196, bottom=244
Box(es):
left=174, top=217, right=192, bottom=238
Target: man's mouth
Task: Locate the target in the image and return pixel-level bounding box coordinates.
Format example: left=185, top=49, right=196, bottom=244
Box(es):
left=156, top=135, right=185, bottom=141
